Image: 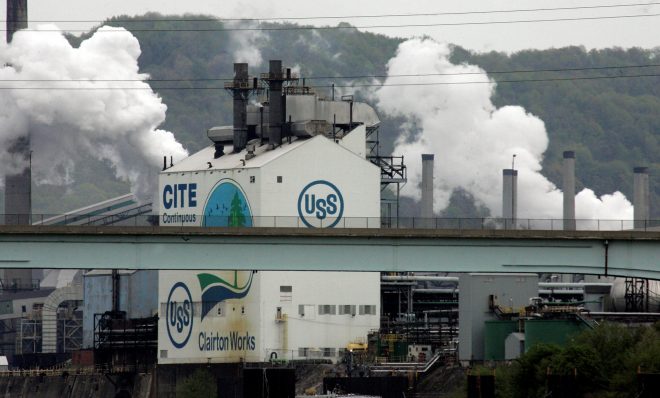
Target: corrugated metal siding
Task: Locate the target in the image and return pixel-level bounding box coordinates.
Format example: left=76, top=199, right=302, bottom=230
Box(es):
left=82, top=271, right=158, bottom=348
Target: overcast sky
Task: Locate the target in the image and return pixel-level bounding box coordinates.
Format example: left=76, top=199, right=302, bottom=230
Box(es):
left=4, top=0, right=660, bottom=52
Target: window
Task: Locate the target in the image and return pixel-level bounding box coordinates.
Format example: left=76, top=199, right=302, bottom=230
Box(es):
left=323, top=348, right=336, bottom=357
left=359, top=305, right=377, bottom=315
left=250, top=176, right=256, bottom=183
left=298, top=347, right=309, bottom=357
left=280, top=285, right=292, bottom=302
left=298, top=305, right=305, bottom=316
left=318, top=305, right=336, bottom=315
left=338, top=305, right=356, bottom=316
left=277, top=176, right=283, bottom=183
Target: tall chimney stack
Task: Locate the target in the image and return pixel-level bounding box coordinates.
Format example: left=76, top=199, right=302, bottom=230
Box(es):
left=502, top=169, right=518, bottom=229
left=232, top=63, right=249, bottom=153
left=268, top=60, right=284, bottom=148
left=633, top=167, right=649, bottom=229
left=562, top=151, right=576, bottom=230
left=4, top=0, right=31, bottom=225
left=421, top=154, right=434, bottom=219
left=4, top=0, right=33, bottom=289
left=6, top=0, right=28, bottom=43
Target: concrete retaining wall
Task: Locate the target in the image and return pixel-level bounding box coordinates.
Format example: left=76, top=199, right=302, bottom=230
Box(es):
left=0, top=372, right=152, bottom=398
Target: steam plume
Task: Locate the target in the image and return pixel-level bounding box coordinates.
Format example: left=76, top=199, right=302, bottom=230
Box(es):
left=0, top=26, right=188, bottom=200
left=373, top=39, right=633, bottom=223
left=227, top=21, right=268, bottom=66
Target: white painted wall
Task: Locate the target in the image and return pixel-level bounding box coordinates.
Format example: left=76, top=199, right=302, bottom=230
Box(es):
left=338, top=125, right=367, bottom=159
left=158, top=270, right=380, bottom=364
left=158, top=270, right=262, bottom=364
left=258, top=271, right=380, bottom=361
left=258, top=135, right=380, bottom=228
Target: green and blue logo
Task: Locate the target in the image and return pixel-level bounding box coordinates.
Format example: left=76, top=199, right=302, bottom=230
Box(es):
left=203, top=179, right=253, bottom=227
left=198, top=271, right=254, bottom=320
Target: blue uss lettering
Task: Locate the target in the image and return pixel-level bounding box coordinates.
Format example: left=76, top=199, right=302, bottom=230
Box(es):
left=169, top=300, right=191, bottom=333
left=304, top=193, right=338, bottom=220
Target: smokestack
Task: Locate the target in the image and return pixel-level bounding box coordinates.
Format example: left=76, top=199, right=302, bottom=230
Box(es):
left=268, top=60, right=283, bottom=148
left=2, top=1, right=36, bottom=289
left=633, top=167, right=649, bottom=229
left=4, top=0, right=31, bottom=225
left=2, top=136, right=32, bottom=289
left=421, top=154, right=434, bottom=219
left=502, top=169, right=518, bottom=229
left=6, top=0, right=28, bottom=43
left=562, top=151, right=576, bottom=230
left=4, top=0, right=31, bottom=223
left=232, top=63, right=249, bottom=153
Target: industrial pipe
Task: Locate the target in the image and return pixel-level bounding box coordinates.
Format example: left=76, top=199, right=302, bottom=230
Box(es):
left=381, top=276, right=459, bottom=282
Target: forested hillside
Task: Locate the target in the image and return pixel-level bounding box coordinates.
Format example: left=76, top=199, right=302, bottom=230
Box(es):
left=19, top=15, right=658, bottom=217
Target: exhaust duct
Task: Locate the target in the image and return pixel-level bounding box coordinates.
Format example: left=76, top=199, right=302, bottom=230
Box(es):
left=232, top=63, right=249, bottom=153
left=633, top=167, right=649, bottom=229
left=267, top=60, right=284, bottom=147
left=421, top=154, right=434, bottom=219
left=6, top=0, right=27, bottom=43
left=562, top=151, right=576, bottom=230
left=502, top=169, right=518, bottom=229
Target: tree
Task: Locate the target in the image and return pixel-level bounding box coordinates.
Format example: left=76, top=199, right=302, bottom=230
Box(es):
left=176, top=368, right=217, bottom=398
left=496, top=322, right=660, bottom=397
left=229, top=192, right=246, bottom=227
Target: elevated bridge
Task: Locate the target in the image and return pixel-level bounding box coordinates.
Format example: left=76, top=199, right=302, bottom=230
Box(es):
left=1, top=226, right=658, bottom=279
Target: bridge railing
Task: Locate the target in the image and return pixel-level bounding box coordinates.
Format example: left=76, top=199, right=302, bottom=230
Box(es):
left=1, top=214, right=659, bottom=231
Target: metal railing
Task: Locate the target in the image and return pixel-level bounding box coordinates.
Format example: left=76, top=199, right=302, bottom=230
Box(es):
left=1, top=214, right=659, bottom=231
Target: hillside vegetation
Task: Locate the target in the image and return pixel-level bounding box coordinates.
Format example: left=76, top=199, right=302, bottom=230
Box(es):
left=490, top=322, right=660, bottom=398
left=18, top=15, right=659, bottom=217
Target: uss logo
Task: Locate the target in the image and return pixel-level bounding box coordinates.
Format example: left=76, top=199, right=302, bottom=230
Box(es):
left=166, top=282, right=194, bottom=349
left=297, top=180, right=344, bottom=228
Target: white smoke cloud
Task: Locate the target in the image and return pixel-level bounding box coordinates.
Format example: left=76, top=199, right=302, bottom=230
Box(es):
left=227, top=21, right=269, bottom=66
left=0, top=25, right=188, bottom=200
left=372, top=38, right=633, bottom=223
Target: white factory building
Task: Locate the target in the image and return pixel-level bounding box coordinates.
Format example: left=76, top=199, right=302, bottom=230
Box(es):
left=157, top=127, right=379, bottom=228
left=158, top=270, right=379, bottom=364
left=156, top=60, right=382, bottom=364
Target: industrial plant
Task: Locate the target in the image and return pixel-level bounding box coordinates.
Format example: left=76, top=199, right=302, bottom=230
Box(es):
left=0, top=1, right=659, bottom=397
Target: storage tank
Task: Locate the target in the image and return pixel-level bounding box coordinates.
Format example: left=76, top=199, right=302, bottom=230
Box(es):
left=608, top=278, right=660, bottom=312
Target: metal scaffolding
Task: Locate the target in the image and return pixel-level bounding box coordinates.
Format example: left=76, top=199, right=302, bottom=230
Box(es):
left=625, top=278, right=649, bottom=312
left=366, top=125, right=407, bottom=225
left=93, top=311, right=157, bottom=371
left=16, top=309, right=82, bottom=355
